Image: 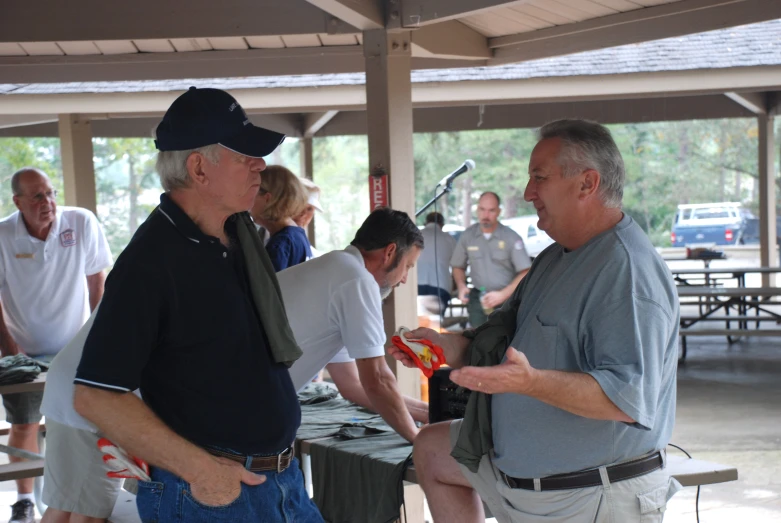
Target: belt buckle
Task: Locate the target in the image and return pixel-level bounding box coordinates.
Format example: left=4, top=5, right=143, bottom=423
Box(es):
left=277, top=446, right=293, bottom=473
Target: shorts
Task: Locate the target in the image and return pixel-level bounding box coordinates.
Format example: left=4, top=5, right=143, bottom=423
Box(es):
left=449, top=419, right=681, bottom=523
left=3, top=391, right=43, bottom=425
left=42, top=419, right=123, bottom=518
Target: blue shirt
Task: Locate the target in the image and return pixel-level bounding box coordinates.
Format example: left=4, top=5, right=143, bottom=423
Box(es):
left=266, top=226, right=312, bottom=272
left=492, top=214, right=679, bottom=478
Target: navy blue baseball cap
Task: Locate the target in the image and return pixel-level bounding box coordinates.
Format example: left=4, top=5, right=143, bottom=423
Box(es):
left=154, top=87, right=285, bottom=158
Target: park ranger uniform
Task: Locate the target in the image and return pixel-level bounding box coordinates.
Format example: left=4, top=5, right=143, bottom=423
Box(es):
left=450, top=222, right=531, bottom=327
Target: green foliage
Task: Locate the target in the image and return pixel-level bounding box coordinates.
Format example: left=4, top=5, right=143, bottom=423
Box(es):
left=92, top=138, right=160, bottom=257
left=0, top=138, right=63, bottom=217
left=1, top=118, right=780, bottom=255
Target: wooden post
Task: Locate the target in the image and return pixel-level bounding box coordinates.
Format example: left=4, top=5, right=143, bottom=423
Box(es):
left=299, top=137, right=316, bottom=247
left=364, top=30, right=425, bottom=523
left=758, top=112, right=777, bottom=287
left=58, top=114, right=97, bottom=213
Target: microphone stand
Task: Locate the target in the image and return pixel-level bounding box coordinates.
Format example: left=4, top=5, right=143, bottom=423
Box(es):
left=416, top=181, right=454, bottom=217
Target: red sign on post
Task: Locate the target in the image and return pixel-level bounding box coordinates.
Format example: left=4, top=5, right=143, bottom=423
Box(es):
left=369, top=174, right=389, bottom=210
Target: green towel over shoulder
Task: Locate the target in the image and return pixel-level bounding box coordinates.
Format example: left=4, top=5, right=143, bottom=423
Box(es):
left=234, top=212, right=303, bottom=367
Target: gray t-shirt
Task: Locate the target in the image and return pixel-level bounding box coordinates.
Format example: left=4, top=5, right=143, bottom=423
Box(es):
left=418, top=224, right=457, bottom=292
left=450, top=223, right=531, bottom=292
left=492, top=214, right=679, bottom=478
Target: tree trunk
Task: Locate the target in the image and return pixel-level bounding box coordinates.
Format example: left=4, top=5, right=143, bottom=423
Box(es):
left=462, top=173, right=472, bottom=228
left=128, top=155, right=139, bottom=233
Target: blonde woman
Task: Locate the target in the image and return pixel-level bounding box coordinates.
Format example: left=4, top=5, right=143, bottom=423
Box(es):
left=250, top=165, right=312, bottom=271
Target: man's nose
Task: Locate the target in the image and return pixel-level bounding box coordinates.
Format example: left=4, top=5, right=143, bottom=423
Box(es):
left=253, top=158, right=267, bottom=172
left=523, top=180, right=535, bottom=202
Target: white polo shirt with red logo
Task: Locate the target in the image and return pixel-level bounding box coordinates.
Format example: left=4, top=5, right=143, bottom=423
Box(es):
left=0, top=207, right=112, bottom=357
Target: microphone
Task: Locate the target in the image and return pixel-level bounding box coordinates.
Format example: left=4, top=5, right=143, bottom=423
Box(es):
left=436, top=159, right=475, bottom=187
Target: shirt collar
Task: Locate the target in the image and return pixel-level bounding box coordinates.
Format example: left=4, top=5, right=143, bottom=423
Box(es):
left=14, top=209, right=61, bottom=242
left=344, top=244, right=366, bottom=268
left=158, top=193, right=246, bottom=246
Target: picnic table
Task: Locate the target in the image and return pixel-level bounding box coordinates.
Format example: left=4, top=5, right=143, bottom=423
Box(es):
left=671, top=266, right=781, bottom=287
left=677, top=286, right=781, bottom=359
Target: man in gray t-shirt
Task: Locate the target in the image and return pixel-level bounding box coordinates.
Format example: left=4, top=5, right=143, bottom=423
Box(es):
left=391, top=120, right=680, bottom=523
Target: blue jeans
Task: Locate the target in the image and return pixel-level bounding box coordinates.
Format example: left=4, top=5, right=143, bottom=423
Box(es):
left=136, top=458, right=323, bottom=523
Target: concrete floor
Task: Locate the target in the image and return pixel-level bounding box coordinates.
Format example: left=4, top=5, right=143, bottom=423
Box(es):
left=665, top=334, right=781, bottom=522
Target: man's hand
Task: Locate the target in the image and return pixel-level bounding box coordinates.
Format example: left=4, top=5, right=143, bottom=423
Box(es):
left=386, top=327, right=444, bottom=370
left=480, top=290, right=505, bottom=309
left=457, top=286, right=470, bottom=303
left=449, top=347, right=537, bottom=395
left=189, top=457, right=266, bottom=507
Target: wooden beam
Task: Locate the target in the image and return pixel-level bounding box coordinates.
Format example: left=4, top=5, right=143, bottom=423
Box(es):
left=305, top=0, right=384, bottom=30
left=0, top=0, right=355, bottom=42
left=0, top=114, right=57, bottom=129
left=411, top=21, right=490, bottom=60
left=491, top=0, right=781, bottom=64
left=0, top=46, right=366, bottom=84
left=399, top=0, right=523, bottom=27
left=316, top=94, right=756, bottom=135
left=302, top=111, right=340, bottom=137
left=724, top=92, right=767, bottom=115
left=59, top=114, right=97, bottom=213
left=1, top=66, right=779, bottom=117
left=0, top=92, right=763, bottom=139
left=0, top=45, right=484, bottom=84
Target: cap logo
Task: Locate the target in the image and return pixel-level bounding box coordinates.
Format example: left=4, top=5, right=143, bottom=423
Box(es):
left=228, top=102, right=238, bottom=112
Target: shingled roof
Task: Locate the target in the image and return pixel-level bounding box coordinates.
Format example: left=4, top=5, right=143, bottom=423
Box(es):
left=1, top=19, right=779, bottom=96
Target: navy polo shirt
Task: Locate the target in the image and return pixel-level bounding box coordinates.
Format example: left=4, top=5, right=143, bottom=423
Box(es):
left=75, top=194, right=300, bottom=455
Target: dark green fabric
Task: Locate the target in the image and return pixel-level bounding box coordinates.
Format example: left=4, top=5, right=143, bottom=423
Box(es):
left=297, top=384, right=413, bottom=523
left=0, top=354, right=49, bottom=385
left=450, top=295, right=521, bottom=473
left=235, top=212, right=302, bottom=367
left=311, top=433, right=412, bottom=523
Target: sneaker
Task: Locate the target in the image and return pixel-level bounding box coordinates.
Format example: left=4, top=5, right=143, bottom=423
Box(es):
left=9, top=499, right=34, bottom=523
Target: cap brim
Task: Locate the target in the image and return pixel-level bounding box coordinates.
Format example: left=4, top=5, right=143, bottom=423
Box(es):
left=219, top=125, right=286, bottom=158
left=308, top=194, right=324, bottom=212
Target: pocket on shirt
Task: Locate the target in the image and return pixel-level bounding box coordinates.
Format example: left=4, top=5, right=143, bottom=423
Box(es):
left=517, top=316, right=558, bottom=370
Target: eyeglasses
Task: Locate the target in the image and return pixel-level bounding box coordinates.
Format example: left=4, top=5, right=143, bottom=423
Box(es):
left=22, top=189, right=58, bottom=203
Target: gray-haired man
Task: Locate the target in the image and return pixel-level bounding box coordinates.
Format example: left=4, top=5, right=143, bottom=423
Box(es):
left=392, top=119, right=681, bottom=522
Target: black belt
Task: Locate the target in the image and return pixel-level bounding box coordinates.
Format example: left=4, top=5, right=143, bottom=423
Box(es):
left=206, top=446, right=294, bottom=473
left=500, top=451, right=663, bottom=491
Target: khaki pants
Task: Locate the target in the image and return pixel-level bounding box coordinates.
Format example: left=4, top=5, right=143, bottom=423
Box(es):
left=449, top=420, right=681, bottom=523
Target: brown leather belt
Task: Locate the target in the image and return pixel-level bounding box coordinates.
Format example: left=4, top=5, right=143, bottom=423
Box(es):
left=207, top=446, right=295, bottom=473
left=500, top=451, right=663, bottom=491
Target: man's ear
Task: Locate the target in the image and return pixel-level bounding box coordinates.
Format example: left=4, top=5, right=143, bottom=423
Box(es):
left=12, top=195, right=21, bottom=211
left=579, top=169, right=600, bottom=200
left=186, top=152, right=209, bottom=187
left=383, top=242, right=398, bottom=267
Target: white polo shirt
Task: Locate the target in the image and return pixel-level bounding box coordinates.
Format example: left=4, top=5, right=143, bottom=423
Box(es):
left=277, top=245, right=386, bottom=390
left=0, top=207, right=112, bottom=356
